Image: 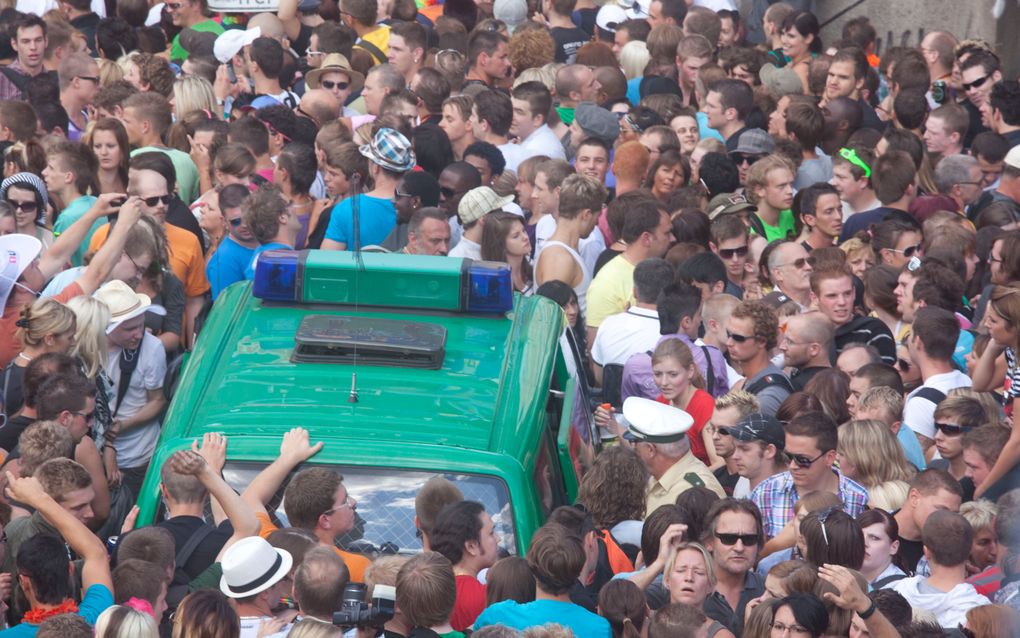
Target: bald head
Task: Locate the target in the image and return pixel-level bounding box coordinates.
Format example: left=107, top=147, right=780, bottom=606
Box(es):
left=300, top=89, right=340, bottom=124
left=247, top=13, right=286, bottom=41
left=921, top=31, right=958, bottom=73
left=787, top=312, right=834, bottom=349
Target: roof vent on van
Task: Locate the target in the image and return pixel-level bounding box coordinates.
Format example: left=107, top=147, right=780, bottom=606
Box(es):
left=291, top=315, right=447, bottom=369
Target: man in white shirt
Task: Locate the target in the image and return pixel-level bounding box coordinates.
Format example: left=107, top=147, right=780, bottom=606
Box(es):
left=591, top=258, right=674, bottom=385
left=511, top=81, right=566, bottom=160
left=449, top=187, right=513, bottom=259
left=470, top=90, right=529, bottom=172
left=902, top=307, right=971, bottom=454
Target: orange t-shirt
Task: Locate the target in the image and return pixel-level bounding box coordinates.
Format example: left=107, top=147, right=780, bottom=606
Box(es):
left=89, top=222, right=210, bottom=297
left=0, top=282, right=84, bottom=368
left=255, top=511, right=370, bottom=582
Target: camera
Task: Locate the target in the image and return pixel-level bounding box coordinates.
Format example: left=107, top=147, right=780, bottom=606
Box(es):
left=332, top=583, right=396, bottom=629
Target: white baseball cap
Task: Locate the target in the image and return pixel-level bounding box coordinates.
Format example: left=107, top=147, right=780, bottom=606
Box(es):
left=214, top=26, right=261, bottom=64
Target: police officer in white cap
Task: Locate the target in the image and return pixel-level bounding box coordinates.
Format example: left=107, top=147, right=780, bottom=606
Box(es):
left=622, top=397, right=725, bottom=513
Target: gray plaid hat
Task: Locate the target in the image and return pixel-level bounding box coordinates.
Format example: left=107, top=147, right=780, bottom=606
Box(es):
left=575, top=102, right=620, bottom=145
left=729, top=129, right=775, bottom=156
left=359, top=128, right=416, bottom=173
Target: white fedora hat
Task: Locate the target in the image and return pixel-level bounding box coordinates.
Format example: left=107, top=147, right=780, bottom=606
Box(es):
left=219, top=536, right=293, bottom=599
left=93, top=280, right=165, bottom=334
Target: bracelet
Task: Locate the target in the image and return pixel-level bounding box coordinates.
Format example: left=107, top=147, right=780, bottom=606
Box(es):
left=858, top=601, right=877, bottom=620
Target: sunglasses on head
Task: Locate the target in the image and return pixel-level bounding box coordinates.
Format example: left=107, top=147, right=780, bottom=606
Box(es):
left=816, top=506, right=837, bottom=546
left=141, top=194, right=172, bottom=207
left=714, top=532, right=758, bottom=546
left=790, top=450, right=827, bottom=469
left=935, top=422, right=975, bottom=436
left=726, top=330, right=754, bottom=343
left=962, top=75, right=989, bottom=91
left=6, top=200, right=37, bottom=214
left=320, top=79, right=350, bottom=91
left=719, top=245, right=749, bottom=260
left=731, top=153, right=763, bottom=166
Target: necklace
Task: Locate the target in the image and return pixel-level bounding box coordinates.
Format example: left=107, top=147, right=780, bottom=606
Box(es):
left=24, top=599, right=78, bottom=624
left=17, top=353, right=32, bottom=362
left=122, top=347, right=139, bottom=363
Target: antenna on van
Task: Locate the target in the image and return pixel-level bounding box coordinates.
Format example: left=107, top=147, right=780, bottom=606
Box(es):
left=348, top=172, right=364, bottom=404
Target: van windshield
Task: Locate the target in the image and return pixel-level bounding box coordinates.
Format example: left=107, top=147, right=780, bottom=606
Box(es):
left=221, top=463, right=517, bottom=556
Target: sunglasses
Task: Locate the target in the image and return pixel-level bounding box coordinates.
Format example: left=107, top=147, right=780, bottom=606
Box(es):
left=896, top=357, right=913, bottom=372
left=394, top=190, right=414, bottom=199
left=838, top=147, right=871, bottom=179
left=935, top=422, right=975, bottom=436
left=889, top=243, right=920, bottom=257
left=790, top=450, right=827, bottom=469
left=77, top=75, right=100, bottom=83
left=166, top=1, right=182, bottom=8
left=714, top=532, right=758, bottom=546
left=778, top=257, right=809, bottom=269
left=228, top=217, right=243, bottom=227
left=141, top=194, right=172, bottom=207
left=731, top=153, right=763, bottom=166
left=816, top=506, right=836, bottom=546
left=7, top=200, right=37, bottom=213
left=726, top=330, right=754, bottom=343
left=718, top=245, right=749, bottom=260
left=13, top=281, right=40, bottom=298
left=320, top=79, right=350, bottom=91
left=962, top=75, right=989, bottom=91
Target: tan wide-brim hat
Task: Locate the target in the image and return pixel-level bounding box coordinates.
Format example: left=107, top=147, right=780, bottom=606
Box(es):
left=94, top=280, right=166, bottom=334
left=305, top=53, right=364, bottom=94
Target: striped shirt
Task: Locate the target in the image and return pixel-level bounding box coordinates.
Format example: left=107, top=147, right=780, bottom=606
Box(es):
left=833, top=315, right=896, bottom=365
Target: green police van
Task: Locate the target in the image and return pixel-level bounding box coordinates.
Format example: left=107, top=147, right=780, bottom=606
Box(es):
left=133, top=250, right=600, bottom=557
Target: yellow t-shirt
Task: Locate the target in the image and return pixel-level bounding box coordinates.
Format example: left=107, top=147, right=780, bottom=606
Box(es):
left=585, top=255, right=635, bottom=328
left=355, top=25, right=391, bottom=65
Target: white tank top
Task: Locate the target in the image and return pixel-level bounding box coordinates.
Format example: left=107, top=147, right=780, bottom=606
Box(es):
left=536, top=240, right=592, bottom=317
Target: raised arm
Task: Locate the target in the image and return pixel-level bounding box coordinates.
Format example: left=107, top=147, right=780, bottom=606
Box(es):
left=626, top=523, right=686, bottom=591
left=276, top=0, right=303, bottom=40
left=167, top=449, right=259, bottom=559
left=240, top=427, right=323, bottom=514
left=818, top=564, right=901, bottom=638
left=74, top=196, right=145, bottom=295
left=6, top=473, right=112, bottom=593
left=39, top=193, right=125, bottom=279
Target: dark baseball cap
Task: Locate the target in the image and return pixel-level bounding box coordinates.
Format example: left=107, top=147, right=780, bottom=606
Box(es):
left=719, top=413, right=785, bottom=449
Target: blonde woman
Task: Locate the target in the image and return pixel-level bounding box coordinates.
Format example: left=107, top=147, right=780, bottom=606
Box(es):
left=172, top=76, right=218, bottom=120
left=836, top=420, right=916, bottom=490
left=840, top=237, right=874, bottom=279
left=867, top=480, right=911, bottom=512
left=287, top=619, right=344, bottom=638
left=95, top=605, right=158, bottom=638
left=663, top=542, right=735, bottom=638
left=2, top=297, right=76, bottom=414
left=620, top=40, right=650, bottom=81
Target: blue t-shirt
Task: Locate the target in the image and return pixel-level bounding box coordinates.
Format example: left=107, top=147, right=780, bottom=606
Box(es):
left=0, top=584, right=113, bottom=637
left=244, top=242, right=292, bottom=280
left=474, top=599, right=611, bottom=638
left=324, top=195, right=397, bottom=250
left=207, top=235, right=257, bottom=299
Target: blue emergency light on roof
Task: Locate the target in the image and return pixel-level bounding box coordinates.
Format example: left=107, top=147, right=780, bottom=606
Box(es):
left=252, top=250, right=514, bottom=313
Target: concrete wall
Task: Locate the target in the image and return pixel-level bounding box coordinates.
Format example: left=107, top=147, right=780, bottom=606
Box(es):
left=812, top=0, right=1018, bottom=77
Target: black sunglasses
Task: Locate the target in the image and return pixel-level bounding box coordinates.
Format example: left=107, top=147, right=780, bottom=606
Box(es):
left=714, top=532, right=758, bottom=546
left=726, top=330, right=754, bottom=343
left=935, top=422, right=975, bottom=436
left=6, top=199, right=37, bottom=213
left=320, top=79, right=350, bottom=91
left=962, top=75, right=989, bottom=91
left=778, top=257, right=809, bottom=269
left=77, top=75, right=100, bottom=83
left=718, top=245, right=749, bottom=260
left=141, top=194, right=172, bottom=207
left=228, top=217, right=243, bottom=227
left=790, top=451, right=827, bottom=469
left=889, top=243, right=920, bottom=257
left=731, top=153, right=764, bottom=166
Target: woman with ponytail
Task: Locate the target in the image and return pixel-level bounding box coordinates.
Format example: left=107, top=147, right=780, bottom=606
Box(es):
left=651, top=338, right=717, bottom=467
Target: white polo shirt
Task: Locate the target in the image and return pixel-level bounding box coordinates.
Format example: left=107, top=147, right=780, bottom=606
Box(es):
left=591, top=306, right=661, bottom=367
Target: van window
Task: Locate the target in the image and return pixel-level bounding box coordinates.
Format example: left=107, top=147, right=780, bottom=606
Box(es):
left=221, top=463, right=516, bottom=556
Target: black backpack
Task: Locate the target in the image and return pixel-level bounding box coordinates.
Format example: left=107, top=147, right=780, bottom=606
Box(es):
left=744, top=372, right=795, bottom=396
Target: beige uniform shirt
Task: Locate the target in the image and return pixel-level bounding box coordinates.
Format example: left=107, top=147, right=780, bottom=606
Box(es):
left=646, top=451, right=726, bottom=514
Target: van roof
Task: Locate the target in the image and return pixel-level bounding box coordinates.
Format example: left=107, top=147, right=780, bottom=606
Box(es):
left=163, top=284, right=564, bottom=459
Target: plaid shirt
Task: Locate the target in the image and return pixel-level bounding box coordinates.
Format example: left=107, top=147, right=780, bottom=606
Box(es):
left=0, top=60, right=34, bottom=101
left=751, top=470, right=869, bottom=538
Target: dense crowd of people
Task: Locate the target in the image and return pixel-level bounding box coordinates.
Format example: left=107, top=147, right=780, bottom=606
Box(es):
left=0, top=0, right=1019, bottom=635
